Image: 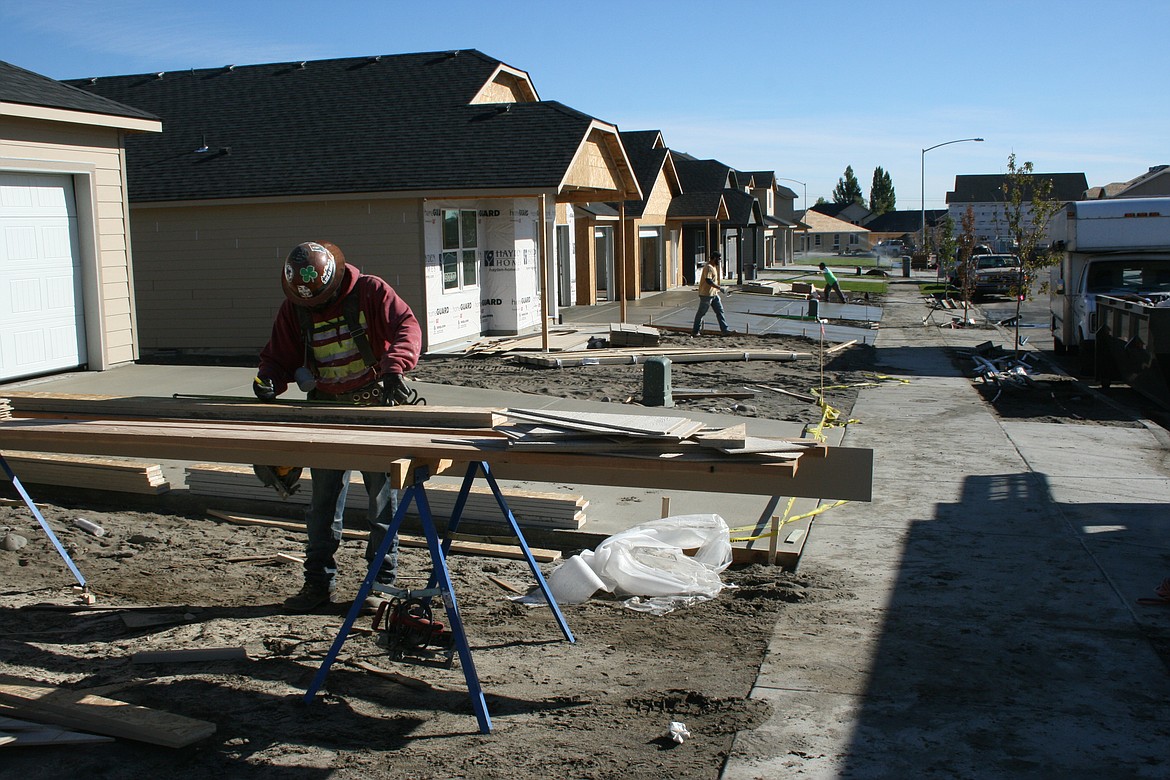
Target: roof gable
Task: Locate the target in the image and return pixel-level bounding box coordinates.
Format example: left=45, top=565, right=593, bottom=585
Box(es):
left=799, top=209, right=870, bottom=233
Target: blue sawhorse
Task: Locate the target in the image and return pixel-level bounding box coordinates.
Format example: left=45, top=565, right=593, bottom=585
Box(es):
left=304, top=460, right=575, bottom=734
left=0, top=452, right=87, bottom=588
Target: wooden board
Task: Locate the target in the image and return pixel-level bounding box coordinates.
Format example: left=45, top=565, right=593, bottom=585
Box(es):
left=0, top=714, right=114, bottom=746
left=512, top=348, right=811, bottom=368
left=185, top=464, right=586, bottom=530
left=0, top=676, right=215, bottom=748
left=503, top=408, right=706, bottom=439
left=206, top=509, right=563, bottom=563
left=0, top=451, right=169, bottom=494
left=1, top=392, right=504, bottom=429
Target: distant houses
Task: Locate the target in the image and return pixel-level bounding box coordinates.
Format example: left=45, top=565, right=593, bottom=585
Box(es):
left=0, top=47, right=1160, bottom=379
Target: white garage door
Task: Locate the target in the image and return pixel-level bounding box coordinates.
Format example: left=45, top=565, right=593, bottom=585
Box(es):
left=0, top=173, right=86, bottom=382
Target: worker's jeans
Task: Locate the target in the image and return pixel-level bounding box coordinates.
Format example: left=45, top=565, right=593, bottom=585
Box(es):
left=692, top=294, right=730, bottom=335
left=304, top=468, right=399, bottom=589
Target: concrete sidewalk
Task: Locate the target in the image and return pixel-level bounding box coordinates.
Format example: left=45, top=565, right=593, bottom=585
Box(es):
left=722, top=280, right=1170, bottom=778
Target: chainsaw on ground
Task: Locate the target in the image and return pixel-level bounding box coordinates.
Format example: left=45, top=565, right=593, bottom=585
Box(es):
left=371, top=587, right=455, bottom=667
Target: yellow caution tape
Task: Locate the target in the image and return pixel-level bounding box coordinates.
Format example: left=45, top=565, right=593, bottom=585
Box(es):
left=730, top=499, right=849, bottom=542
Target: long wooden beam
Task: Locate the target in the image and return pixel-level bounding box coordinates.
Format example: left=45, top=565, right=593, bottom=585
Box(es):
left=1, top=392, right=504, bottom=429
left=0, top=416, right=872, bottom=501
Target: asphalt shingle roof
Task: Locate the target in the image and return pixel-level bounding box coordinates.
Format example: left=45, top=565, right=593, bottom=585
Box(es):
left=64, top=50, right=606, bottom=202
left=863, top=209, right=946, bottom=232
left=675, top=158, right=736, bottom=192
left=947, top=172, right=1088, bottom=203
left=0, top=59, right=157, bottom=121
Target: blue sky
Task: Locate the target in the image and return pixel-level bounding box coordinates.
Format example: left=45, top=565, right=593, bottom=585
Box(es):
left=4, top=0, right=1167, bottom=210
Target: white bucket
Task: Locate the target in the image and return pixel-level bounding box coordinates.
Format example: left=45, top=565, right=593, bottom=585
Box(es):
left=547, top=554, right=606, bottom=604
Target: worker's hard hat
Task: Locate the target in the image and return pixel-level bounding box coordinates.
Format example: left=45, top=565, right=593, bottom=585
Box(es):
left=282, top=241, right=346, bottom=307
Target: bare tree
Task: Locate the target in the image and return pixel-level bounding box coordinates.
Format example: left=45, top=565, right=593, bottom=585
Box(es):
left=998, top=154, right=1063, bottom=353
left=957, top=205, right=978, bottom=321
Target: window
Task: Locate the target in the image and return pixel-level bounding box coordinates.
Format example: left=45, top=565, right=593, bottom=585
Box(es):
left=442, top=209, right=478, bottom=291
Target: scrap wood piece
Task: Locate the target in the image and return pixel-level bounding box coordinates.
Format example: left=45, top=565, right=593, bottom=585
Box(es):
left=694, top=423, right=748, bottom=449
left=486, top=574, right=525, bottom=594
left=504, top=408, right=704, bottom=439
left=0, top=676, right=215, bottom=748
left=206, top=509, right=562, bottom=563
left=0, top=714, right=114, bottom=746
left=751, top=384, right=818, bottom=404
left=825, top=339, right=859, bottom=355
left=131, top=647, right=249, bottom=665
left=671, top=389, right=756, bottom=401
left=716, top=437, right=827, bottom=456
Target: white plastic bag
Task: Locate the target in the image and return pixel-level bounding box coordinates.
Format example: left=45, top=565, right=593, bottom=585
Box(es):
left=529, top=514, right=732, bottom=613
left=587, top=514, right=731, bottom=613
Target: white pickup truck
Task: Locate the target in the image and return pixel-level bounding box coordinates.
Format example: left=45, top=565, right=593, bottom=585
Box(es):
left=1049, top=198, right=1170, bottom=361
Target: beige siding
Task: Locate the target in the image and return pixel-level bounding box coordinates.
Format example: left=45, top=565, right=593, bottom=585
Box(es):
left=130, top=198, right=426, bottom=354
left=0, top=114, right=148, bottom=371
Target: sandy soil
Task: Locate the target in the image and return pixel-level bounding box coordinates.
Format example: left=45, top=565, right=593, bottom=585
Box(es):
left=0, top=316, right=1139, bottom=778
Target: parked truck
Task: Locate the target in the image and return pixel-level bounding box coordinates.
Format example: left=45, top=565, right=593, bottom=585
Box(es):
left=1049, top=197, right=1170, bottom=405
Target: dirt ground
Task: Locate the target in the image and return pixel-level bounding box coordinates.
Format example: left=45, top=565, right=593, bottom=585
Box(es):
left=0, top=316, right=1147, bottom=778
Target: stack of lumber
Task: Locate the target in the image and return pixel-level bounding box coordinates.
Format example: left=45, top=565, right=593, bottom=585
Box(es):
left=512, top=346, right=811, bottom=368
left=0, top=394, right=875, bottom=500
left=739, top=280, right=805, bottom=297
left=608, top=322, right=660, bottom=347
left=0, top=398, right=11, bottom=420
left=498, top=409, right=825, bottom=462
left=208, top=509, right=563, bottom=563
left=459, top=327, right=593, bottom=355
left=185, top=463, right=586, bottom=529
left=0, top=451, right=169, bottom=494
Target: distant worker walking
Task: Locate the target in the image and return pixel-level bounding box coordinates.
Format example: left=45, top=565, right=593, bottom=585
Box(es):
left=692, top=252, right=732, bottom=336
left=819, top=262, right=846, bottom=303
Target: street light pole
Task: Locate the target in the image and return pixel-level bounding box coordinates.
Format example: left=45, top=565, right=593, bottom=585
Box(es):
left=920, top=137, right=983, bottom=272
left=777, top=177, right=807, bottom=259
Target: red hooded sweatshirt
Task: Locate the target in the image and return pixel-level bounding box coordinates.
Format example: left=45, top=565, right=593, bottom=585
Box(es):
left=258, top=264, right=421, bottom=396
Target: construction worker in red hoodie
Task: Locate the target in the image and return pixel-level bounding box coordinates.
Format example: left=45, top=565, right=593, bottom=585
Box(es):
left=252, top=241, right=422, bottom=613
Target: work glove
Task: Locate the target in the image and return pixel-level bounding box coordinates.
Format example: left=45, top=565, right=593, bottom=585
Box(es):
left=252, top=376, right=277, bottom=402
left=382, top=372, right=410, bottom=406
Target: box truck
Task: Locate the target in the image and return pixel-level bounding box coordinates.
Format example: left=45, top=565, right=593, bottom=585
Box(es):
left=1049, top=197, right=1170, bottom=357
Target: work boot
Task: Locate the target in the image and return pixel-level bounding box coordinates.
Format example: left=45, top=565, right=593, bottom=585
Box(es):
left=282, top=581, right=335, bottom=613
left=362, top=595, right=387, bottom=616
